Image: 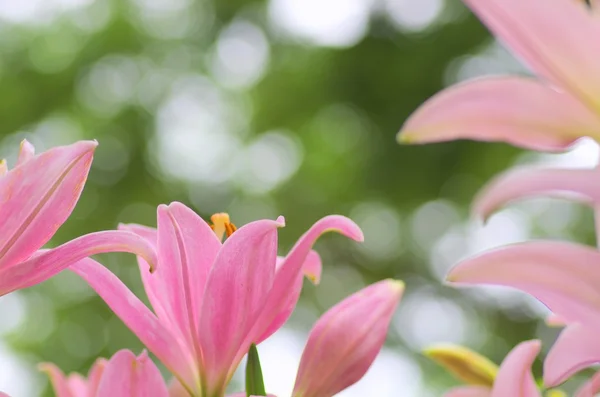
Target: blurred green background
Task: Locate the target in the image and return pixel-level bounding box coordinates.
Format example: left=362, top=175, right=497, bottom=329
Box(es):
left=0, top=0, right=596, bottom=395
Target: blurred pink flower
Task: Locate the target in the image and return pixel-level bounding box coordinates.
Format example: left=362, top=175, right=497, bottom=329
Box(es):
left=397, top=0, right=600, bottom=152
left=70, top=202, right=363, bottom=397
left=41, top=350, right=168, bottom=397
left=0, top=140, right=157, bottom=296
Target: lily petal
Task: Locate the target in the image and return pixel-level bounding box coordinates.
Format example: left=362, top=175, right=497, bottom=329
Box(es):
left=38, top=363, right=74, bottom=397
left=0, top=140, right=97, bottom=269
left=69, top=258, right=198, bottom=389
left=87, top=357, right=107, bottom=396
left=491, top=340, right=541, bottom=397
left=462, top=0, right=600, bottom=115
left=117, top=224, right=175, bottom=324
left=16, top=139, right=35, bottom=166
left=198, top=217, right=283, bottom=394
left=96, top=350, right=169, bottom=397
left=473, top=167, right=600, bottom=220
left=156, top=202, right=221, bottom=347
left=575, top=369, right=600, bottom=397
left=398, top=77, right=600, bottom=151
left=292, top=279, right=404, bottom=397
left=0, top=230, right=158, bottom=295
left=447, top=241, right=600, bottom=329
left=245, top=215, right=363, bottom=362
left=444, top=387, right=492, bottom=397
left=544, top=324, right=600, bottom=387
left=255, top=250, right=323, bottom=344
left=167, top=378, right=189, bottom=397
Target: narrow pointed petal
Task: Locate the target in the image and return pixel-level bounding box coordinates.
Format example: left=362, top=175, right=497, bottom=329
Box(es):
left=473, top=167, right=600, bottom=220
left=69, top=258, right=199, bottom=389
left=447, top=241, right=600, bottom=329
left=87, top=358, right=107, bottom=396
left=255, top=250, right=323, bottom=344
left=491, top=340, right=541, bottom=397
left=444, top=387, right=492, bottom=397
left=38, top=363, right=74, bottom=397
left=0, top=140, right=97, bottom=269
left=398, top=77, right=600, bottom=151
left=545, top=313, right=567, bottom=328
left=66, top=374, right=87, bottom=397
left=575, top=369, right=600, bottom=397
left=96, top=350, right=169, bottom=397
left=462, top=0, right=600, bottom=115
left=16, top=140, right=35, bottom=166
left=544, top=324, right=600, bottom=387
left=155, top=203, right=220, bottom=351
left=244, top=215, right=363, bottom=365
left=292, top=279, right=404, bottom=397
left=198, top=217, right=284, bottom=393
left=0, top=230, right=158, bottom=295
left=117, top=224, right=174, bottom=320
left=423, top=344, right=498, bottom=387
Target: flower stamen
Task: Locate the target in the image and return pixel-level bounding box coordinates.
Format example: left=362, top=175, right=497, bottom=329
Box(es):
left=210, top=213, right=237, bottom=241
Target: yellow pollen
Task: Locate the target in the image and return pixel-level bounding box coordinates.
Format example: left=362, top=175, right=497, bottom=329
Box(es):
left=210, top=213, right=237, bottom=241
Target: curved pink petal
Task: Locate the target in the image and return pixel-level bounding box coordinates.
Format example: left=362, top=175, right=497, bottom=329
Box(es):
left=69, top=258, right=199, bottom=390
left=544, top=324, right=600, bottom=387
left=473, top=167, right=600, bottom=220
left=38, top=363, right=74, bottom=397
left=0, top=230, right=158, bottom=295
left=87, top=357, right=107, bottom=396
left=117, top=224, right=176, bottom=325
left=462, top=0, right=600, bottom=115
left=575, top=369, right=600, bottom=397
left=0, top=140, right=97, bottom=269
left=66, top=375, right=87, bottom=397
left=444, top=387, right=492, bottom=397
left=244, top=215, right=363, bottom=360
left=491, top=340, right=541, bottom=397
left=156, top=202, right=221, bottom=349
left=0, top=393, right=10, bottom=397
left=447, top=241, right=600, bottom=330
left=16, top=139, right=35, bottom=166
left=255, top=250, right=323, bottom=344
left=293, top=279, right=404, bottom=397
left=398, top=77, right=600, bottom=151
left=96, top=350, right=169, bottom=397
left=198, top=217, right=284, bottom=394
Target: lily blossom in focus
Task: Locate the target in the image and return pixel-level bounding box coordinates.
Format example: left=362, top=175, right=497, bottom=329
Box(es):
left=397, top=0, right=600, bottom=152
left=226, top=279, right=403, bottom=397
left=427, top=340, right=562, bottom=397
left=70, top=202, right=363, bottom=397
left=0, top=140, right=157, bottom=296
left=41, top=350, right=169, bottom=397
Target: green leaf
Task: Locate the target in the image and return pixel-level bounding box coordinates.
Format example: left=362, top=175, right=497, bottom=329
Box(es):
left=245, top=343, right=267, bottom=397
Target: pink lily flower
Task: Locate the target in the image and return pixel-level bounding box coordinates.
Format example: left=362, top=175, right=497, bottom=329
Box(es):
left=397, top=0, right=600, bottom=152
left=441, top=340, right=543, bottom=397
left=0, top=140, right=157, bottom=296
left=69, top=202, right=363, bottom=397
left=41, top=350, right=169, bottom=397
left=445, top=161, right=600, bottom=387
